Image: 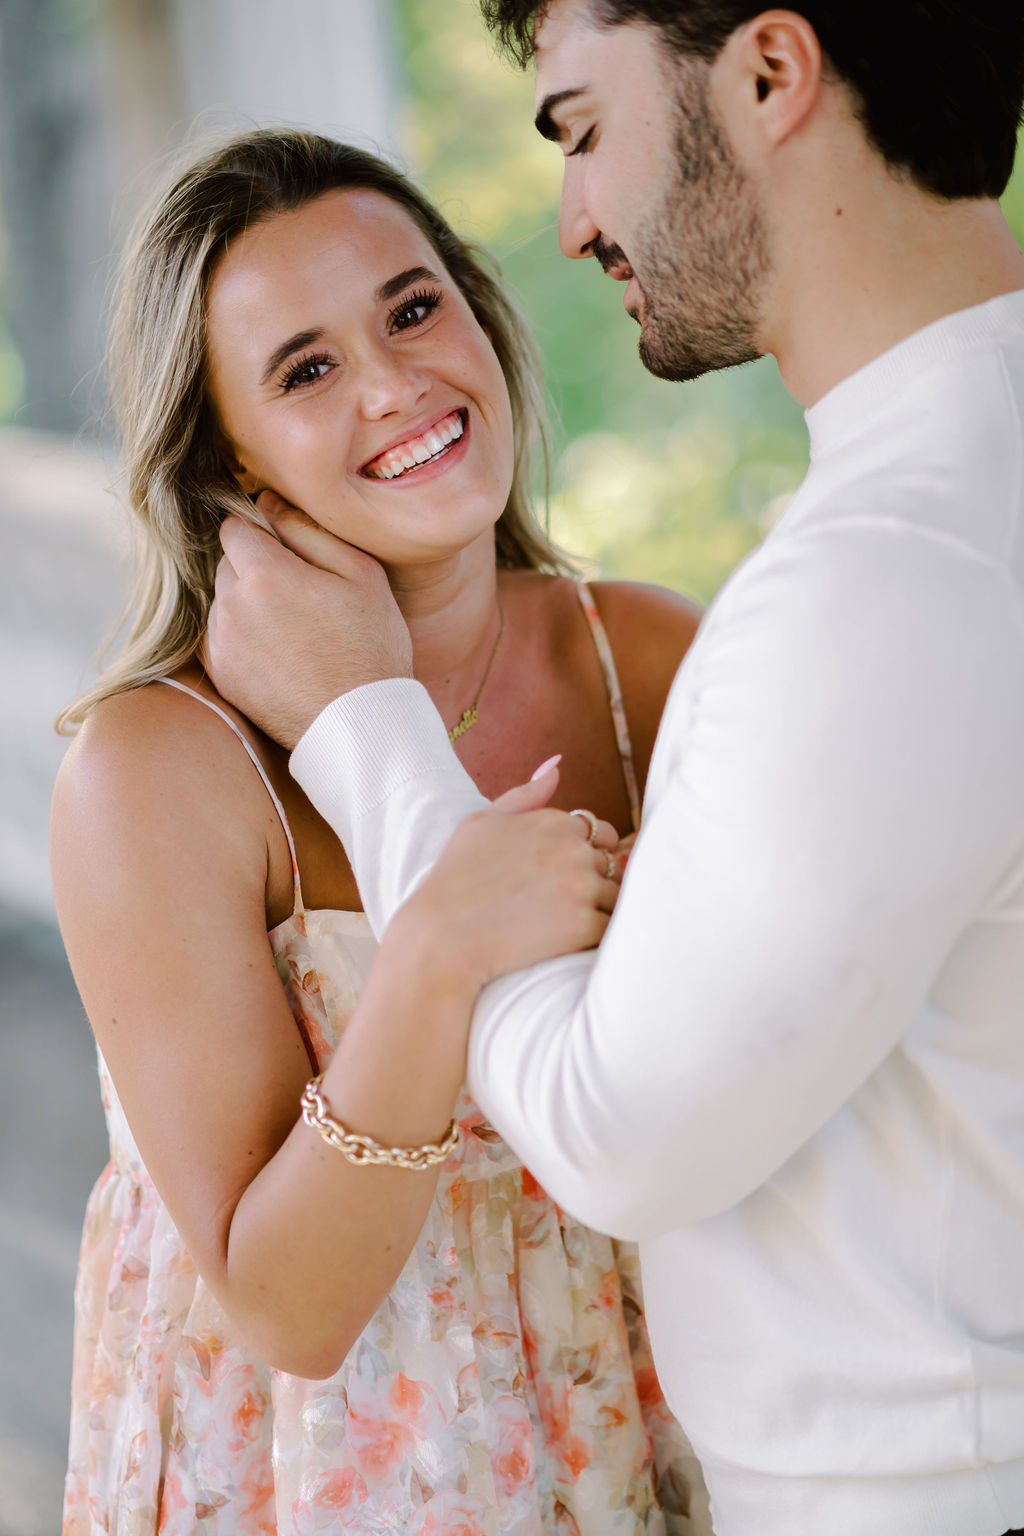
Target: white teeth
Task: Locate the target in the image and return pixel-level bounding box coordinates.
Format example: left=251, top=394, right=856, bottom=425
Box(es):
left=367, top=411, right=464, bottom=479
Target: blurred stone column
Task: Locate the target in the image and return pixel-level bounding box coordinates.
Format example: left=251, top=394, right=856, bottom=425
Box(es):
left=171, top=0, right=397, bottom=149
left=0, top=0, right=113, bottom=432
left=99, top=0, right=184, bottom=219
left=0, top=0, right=398, bottom=433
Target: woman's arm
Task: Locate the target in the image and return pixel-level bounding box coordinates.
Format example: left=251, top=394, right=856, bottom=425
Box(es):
left=52, top=686, right=616, bottom=1378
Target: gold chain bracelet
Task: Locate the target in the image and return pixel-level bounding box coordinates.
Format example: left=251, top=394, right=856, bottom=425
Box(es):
left=300, top=1074, right=459, bottom=1170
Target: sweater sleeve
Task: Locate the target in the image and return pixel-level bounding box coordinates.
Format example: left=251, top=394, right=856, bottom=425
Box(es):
left=291, top=523, right=1020, bottom=1239
left=290, top=677, right=489, bottom=934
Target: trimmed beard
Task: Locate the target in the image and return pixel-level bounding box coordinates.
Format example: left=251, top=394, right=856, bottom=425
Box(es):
left=632, top=63, right=770, bottom=383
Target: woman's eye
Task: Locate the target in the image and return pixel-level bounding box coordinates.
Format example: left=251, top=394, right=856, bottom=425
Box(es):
left=388, top=288, right=443, bottom=332
left=569, top=127, right=595, bottom=157
left=281, top=355, right=333, bottom=391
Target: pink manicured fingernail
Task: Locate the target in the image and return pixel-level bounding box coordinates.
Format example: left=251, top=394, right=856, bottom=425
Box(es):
left=530, top=753, right=562, bottom=781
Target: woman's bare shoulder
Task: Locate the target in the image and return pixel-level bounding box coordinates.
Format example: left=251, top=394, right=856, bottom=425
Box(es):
left=585, top=580, right=703, bottom=780
left=52, top=680, right=271, bottom=912
left=57, top=679, right=250, bottom=812
left=587, top=578, right=702, bottom=657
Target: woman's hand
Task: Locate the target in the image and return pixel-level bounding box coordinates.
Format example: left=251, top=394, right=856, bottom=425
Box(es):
left=397, top=763, right=621, bottom=996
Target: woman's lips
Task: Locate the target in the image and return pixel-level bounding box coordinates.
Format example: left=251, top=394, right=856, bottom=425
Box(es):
left=361, top=408, right=467, bottom=480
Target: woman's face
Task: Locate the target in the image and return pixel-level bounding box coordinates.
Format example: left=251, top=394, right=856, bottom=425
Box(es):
left=206, top=188, right=516, bottom=567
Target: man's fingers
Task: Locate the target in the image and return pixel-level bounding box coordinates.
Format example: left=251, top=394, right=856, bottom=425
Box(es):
left=219, top=512, right=286, bottom=570
left=256, top=491, right=383, bottom=583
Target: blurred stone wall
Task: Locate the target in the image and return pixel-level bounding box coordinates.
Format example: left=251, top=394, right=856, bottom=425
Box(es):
left=0, top=0, right=114, bottom=432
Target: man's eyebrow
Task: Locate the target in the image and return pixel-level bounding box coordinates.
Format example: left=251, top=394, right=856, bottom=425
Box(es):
left=535, top=88, right=586, bottom=142
left=374, top=265, right=443, bottom=305
left=260, top=327, right=325, bottom=386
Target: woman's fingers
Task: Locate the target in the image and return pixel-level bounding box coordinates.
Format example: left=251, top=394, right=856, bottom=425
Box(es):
left=593, top=845, right=622, bottom=887
left=490, top=769, right=618, bottom=857
left=567, top=808, right=619, bottom=852
left=490, top=768, right=561, bottom=816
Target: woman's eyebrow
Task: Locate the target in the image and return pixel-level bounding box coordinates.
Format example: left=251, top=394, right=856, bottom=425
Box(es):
left=260, top=327, right=324, bottom=385
left=374, top=265, right=443, bottom=304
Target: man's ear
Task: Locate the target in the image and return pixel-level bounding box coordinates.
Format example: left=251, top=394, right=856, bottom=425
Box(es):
left=717, top=9, right=823, bottom=150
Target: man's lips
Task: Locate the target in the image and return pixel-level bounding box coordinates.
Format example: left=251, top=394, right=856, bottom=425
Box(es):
left=360, top=408, right=467, bottom=480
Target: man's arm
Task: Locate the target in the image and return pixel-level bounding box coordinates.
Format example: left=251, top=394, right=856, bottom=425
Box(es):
left=291, top=518, right=1021, bottom=1238
left=291, top=678, right=489, bottom=930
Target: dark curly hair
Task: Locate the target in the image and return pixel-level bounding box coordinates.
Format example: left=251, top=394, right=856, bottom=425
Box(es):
left=480, top=0, right=1024, bottom=199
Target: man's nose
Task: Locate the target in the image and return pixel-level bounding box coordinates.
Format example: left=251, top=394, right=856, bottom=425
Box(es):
left=557, top=160, right=600, bottom=260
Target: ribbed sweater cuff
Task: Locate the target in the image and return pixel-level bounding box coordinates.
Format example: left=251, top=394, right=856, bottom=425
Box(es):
left=289, top=679, right=461, bottom=850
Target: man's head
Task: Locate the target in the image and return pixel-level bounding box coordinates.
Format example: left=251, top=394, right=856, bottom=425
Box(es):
left=482, top=0, right=1024, bottom=381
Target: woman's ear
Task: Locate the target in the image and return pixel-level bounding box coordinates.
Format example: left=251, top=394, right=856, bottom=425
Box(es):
left=215, top=431, right=262, bottom=497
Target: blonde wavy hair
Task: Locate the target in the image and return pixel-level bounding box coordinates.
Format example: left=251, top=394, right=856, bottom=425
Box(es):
left=59, top=128, right=571, bottom=732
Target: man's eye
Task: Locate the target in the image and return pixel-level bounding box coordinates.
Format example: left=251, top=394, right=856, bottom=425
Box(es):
left=388, top=288, right=443, bottom=332
left=281, top=354, right=333, bottom=391
left=568, top=127, right=595, bottom=157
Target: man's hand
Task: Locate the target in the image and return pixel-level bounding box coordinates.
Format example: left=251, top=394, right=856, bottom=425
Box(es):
left=205, top=493, right=413, bottom=748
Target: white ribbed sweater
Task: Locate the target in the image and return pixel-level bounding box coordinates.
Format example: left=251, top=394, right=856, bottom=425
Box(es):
left=291, top=292, right=1024, bottom=1536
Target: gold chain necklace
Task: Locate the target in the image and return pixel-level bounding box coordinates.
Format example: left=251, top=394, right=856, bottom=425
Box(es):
left=447, top=595, right=505, bottom=744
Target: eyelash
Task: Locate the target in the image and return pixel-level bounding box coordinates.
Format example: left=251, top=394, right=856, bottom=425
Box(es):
left=280, top=352, right=334, bottom=392
left=569, top=127, right=595, bottom=156
left=278, top=288, right=445, bottom=392
left=388, top=287, right=444, bottom=331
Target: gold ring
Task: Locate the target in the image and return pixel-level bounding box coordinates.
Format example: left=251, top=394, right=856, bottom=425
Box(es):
left=569, top=808, right=599, bottom=845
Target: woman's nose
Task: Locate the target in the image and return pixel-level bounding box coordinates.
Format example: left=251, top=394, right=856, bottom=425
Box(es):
left=358, top=347, right=431, bottom=420
left=557, top=159, right=601, bottom=260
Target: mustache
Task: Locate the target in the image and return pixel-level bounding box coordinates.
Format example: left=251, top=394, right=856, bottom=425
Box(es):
left=591, top=236, right=631, bottom=275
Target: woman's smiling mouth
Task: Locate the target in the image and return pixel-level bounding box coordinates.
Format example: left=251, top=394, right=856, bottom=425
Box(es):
left=361, top=408, right=467, bottom=480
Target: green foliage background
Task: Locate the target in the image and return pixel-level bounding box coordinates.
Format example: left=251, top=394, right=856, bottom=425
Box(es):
left=396, top=0, right=1024, bottom=602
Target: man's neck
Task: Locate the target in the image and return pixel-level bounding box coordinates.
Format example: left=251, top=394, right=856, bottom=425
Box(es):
left=766, top=182, right=1024, bottom=408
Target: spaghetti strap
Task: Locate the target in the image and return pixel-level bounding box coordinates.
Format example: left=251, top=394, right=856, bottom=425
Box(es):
left=575, top=582, right=642, bottom=831
left=155, top=677, right=304, bottom=916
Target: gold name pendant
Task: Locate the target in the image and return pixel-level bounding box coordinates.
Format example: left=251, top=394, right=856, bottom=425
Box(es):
left=448, top=705, right=479, bottom=743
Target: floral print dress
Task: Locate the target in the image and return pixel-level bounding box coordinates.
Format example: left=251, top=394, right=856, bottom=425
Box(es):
left=63, top=592, right=710, bottom=1536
